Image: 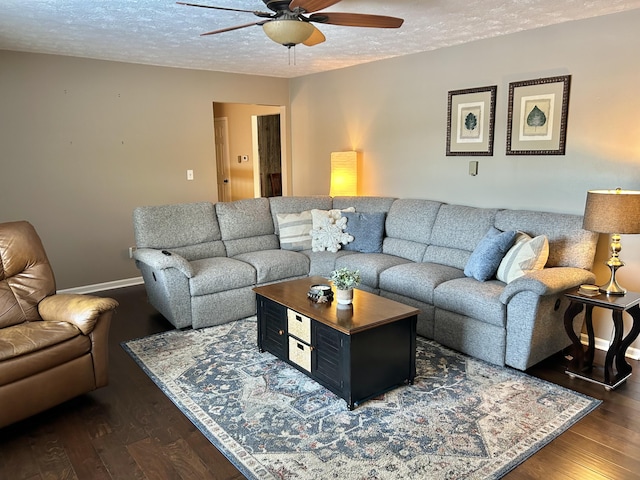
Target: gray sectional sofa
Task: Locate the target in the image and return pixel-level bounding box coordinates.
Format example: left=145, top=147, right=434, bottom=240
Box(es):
left=132, top=195, right=598, bottom=371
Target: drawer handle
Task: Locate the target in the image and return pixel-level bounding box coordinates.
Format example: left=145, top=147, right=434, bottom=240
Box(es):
left=278, top=329, right=284, bottom=336
left=297, top=343, right=304, bottom=350
left=296, top=315, right=302, bottom=322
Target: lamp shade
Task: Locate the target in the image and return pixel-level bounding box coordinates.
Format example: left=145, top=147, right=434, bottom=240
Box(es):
left=583, top=189, right=640, bottom=234
left=262, top=20, right=314, bottom=46
left=330, top=151, right=359, bottom=197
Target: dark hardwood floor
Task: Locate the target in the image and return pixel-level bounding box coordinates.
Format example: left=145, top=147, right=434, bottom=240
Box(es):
left=1, top=284, right=639, bottom=479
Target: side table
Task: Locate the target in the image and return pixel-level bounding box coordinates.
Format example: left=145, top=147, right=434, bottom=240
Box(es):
left=563, top=289, right=640, bottom=390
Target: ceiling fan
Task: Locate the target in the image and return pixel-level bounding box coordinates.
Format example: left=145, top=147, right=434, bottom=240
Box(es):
left=177, top=0, right=404, bottom=48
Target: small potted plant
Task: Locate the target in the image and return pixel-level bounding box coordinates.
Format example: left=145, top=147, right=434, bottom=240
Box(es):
left=329, top=267, right=361, bottom=305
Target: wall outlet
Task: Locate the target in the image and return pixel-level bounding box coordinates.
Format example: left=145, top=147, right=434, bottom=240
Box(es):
left=187, top=169, right=194, bottom=180
left=128, top=246, right=137, bottom=258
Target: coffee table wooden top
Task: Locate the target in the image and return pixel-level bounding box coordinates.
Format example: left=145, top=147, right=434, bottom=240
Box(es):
left=253, top=276, right=419, bottom=335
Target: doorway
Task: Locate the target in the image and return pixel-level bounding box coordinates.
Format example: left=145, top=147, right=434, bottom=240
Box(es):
left=255, top=114, right=282, bottom=197
left=213, top=102, right=287, bottom=201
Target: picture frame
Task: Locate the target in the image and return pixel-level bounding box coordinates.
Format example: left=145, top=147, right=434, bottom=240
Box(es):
left=506, top=75, right=571, bottom=155
left=446, top=85, right=497, bottom=156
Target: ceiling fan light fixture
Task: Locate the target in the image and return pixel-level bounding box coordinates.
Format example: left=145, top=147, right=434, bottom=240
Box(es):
left=262, top=19, right=314, bottom=47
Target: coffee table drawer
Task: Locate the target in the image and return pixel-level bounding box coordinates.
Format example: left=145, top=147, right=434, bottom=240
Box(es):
left=287, top=309, right=311, bottom=344
left=288, top=336, right=311, bottom=372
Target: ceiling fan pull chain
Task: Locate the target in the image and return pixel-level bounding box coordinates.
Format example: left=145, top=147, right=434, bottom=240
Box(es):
left=288, top=44, right=297, bottom=66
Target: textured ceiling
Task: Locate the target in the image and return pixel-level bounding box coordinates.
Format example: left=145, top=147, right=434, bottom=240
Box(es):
left=1, top=0, right=639, bottom=78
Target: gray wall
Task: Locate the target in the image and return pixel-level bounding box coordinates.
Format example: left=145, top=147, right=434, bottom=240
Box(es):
left=0, top=51, right=290, bottom=289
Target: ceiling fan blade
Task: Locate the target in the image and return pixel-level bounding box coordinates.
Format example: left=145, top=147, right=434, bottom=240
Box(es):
left=302, top=25, right=326, bottom=46
left=289, top=0, right=341, bottom=14
left=177, top=2, right=272, bottom=18
left=309, top=12, right=404, bottom=28
left=200, top=21, right=266, bottom=36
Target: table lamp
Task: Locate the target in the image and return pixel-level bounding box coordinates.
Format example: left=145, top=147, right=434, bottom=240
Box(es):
left=582, top=188, right=640, bottom=295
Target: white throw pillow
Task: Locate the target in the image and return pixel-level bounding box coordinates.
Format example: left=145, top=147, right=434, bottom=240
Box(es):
left=496, top=232, right=549, bottom=283
left=310, top=208, right=355, bottom=252
left=276, top=211, right=313, bottom=251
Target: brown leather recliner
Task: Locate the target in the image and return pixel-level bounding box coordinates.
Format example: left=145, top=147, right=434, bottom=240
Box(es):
left=0, top=221, right=118, bottom=428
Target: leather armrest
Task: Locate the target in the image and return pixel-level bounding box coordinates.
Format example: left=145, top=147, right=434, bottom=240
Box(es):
left=38, top=294, right=119, bottom=335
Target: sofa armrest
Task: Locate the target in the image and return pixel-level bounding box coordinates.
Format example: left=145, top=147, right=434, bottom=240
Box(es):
left=500, top=267, right=596, bottom=304
left=38, top=294, right=119, bottom=335
left=133, top=248, right=194, bottom=278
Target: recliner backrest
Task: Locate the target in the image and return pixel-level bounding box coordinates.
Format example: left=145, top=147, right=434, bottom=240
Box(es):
left=423, top=204, right=499, bottom=269
left=215, top=197, right=279, bottom=257
left=132, top=202, right=226, bottom=261
left=0, top=221, right=56, bottom=328
left=384, top=199, right=443, bottom=262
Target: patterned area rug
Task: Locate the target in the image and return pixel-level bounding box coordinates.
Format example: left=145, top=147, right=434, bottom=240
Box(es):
left=122, top=317, right=599, bottom=480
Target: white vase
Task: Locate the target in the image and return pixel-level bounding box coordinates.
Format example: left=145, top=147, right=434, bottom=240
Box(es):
left=336, top=288, right=353, bottom=305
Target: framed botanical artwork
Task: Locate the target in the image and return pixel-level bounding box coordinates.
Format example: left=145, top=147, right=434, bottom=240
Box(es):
left=506, top=75, right=571, bottom=155
left=446, top=85, right=497, bottom=156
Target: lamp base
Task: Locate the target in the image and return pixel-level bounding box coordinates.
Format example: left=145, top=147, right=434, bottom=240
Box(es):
left=600, top=258, right=626, bottom=295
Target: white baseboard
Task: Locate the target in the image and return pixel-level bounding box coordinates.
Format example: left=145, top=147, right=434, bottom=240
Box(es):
left=581, top=333, right=640, bottom=360
left=57, top=276, right=144, bottom=295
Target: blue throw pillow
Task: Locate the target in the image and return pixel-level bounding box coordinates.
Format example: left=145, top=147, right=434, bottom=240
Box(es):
left=464, top=227, right=517, bottom=281
left=342, top=212, right=386, bottom=253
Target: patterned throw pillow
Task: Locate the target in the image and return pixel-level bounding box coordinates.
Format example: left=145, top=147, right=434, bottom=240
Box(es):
left=276, top=211, right=313, bottom=251
left=496, top=232, right=549, bottom=283
left=310, top=208, right=355, bottom=252
left=464, top=227, right=517, bottom=281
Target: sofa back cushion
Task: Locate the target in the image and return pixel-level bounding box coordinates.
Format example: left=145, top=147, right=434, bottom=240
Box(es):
left=423, top=204, right=499, bottom=269
left=269, top=196, right=333, bottom=235
left=494, top=209, right=598, bottom=269
left=216, top=197, right=279, bottom=257
left=133, top=202, right=226, bottom=261
left=332, top=196, right=396, bottom=213
left=383, top=199, right=443, bottom=262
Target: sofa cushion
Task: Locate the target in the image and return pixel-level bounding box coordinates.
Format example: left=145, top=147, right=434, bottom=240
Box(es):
left=464, top=227, right=517, bottom=281
left=0, top=320, right=83, bottom=362
left=215, top=198, right=279, bottom=257
left=424, top=204, right=498, bottom=270
left=233, top=250, right=310, bottom=284
left=332, top=196, right=395, bottom=213
left=386, top=199, right=442, bottom=245
left=434, top=277, right=507, bottom=327
left=379, top=262, right=465, bottom=304
left=342, top=212, right=386, bottom=253
left=133, top=202, right=225, bottom=261
left=494, top=209, right=597, bottom=270
left=276, top=211, right=313, bottom=251
left=335, top=253, right=411, bottom=289
left=216, top=198, right=275, bottom=240
left=496, top=233, right=549, bottom=283
left=302, top=250, right=357, bottom=277
left=269, top=196, right=333, bottom=235
left=189, top=257, right=256, bottom=296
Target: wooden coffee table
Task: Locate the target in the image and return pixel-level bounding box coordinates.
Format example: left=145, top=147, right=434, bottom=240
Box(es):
left=254, top=276, right=419, bottom=410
